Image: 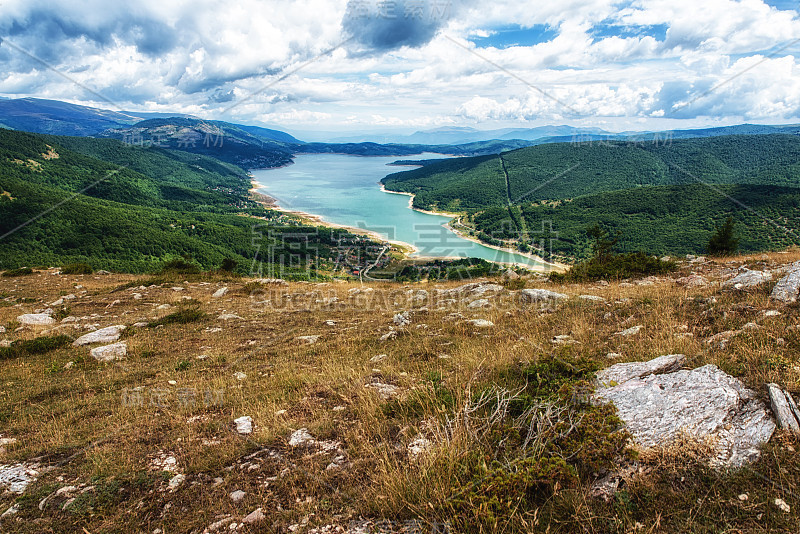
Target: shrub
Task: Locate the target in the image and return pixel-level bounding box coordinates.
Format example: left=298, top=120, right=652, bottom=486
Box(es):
left=707, top=217, right=739, bottom=256
left=159, top=258, right=202, bottom=275
left=551, top=251, right=677, bottom=283
left=2, top=267, right=33, bottom=277
left=61, top=263, right=94, bottom=275
left=218, top=258, right=238, bottom=272
left=148, top=306, right=206, bottom=327
left=0, top=335, right=73, bottom=360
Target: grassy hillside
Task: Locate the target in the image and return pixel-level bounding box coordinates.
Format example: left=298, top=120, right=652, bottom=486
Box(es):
left=472, top=184, right=800, bottom=259
left=0, top=130, right=381, bottom=274
left=0, top=253, right=798, bottom=532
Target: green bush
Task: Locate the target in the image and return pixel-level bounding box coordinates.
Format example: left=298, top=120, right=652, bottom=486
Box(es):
left=159, top=258, right=202, bottom=275
left=707, top=217, right=739, bottom=256
left=551, top=251, right=677, bottom=283
left=61, top=262, right=94, bottom=274
left=2, top=267, right=33, bottom=277
left=148, top=306, right=206, bottom=327
left=0, top=335, right=73, bottom=360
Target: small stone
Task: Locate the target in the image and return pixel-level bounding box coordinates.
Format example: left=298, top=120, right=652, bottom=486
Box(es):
left=468, top=298, right=490, bottom=308
left=775, top=498, right=790, bottom=513
left=332, top=406, right=346, bottom=412
left=234, top=416, right=253, bottom=435
left=370, top=354, right=387, bottom=363
left=167, top=474, right=185, bottom=490
left=466, top=319, right=494, bottom=328
left=233, top=372, right=247, bottom=381
left=520, top=288, right=568, bottom=303
left=393, top=312, right=411, bottom=327
left=297, top=335, right=320, bottom=344
left=167, top=380, right=177, bottom=386
left=738, top=493, right=749, bottom=501
left=615, top=325, right=643, bottom=337
left=288, top=428, right=316, bottom=447
left=217, top=313, right=242, bottom=320
left=212, top=287, right=229, bottom=298
left=230, top=490, right=246, bottom=503
left=242, top=508, right=265, bottom=524
left=63, top=361, right=74, bottom=369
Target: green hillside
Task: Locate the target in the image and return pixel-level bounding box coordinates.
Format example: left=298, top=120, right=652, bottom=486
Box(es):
left=382, top=134, right=800, bottom=258
left=0, top=130, right=376, bottom=274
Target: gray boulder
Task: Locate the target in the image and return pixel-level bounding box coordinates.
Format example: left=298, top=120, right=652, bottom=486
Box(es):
left=520, top=288, right=568, bottom=303
left=73, top=325, right=126, bottom=346
left=595, top=357, right=775, bottom=467
left=770, top=261, right=800, bottom=303
left=89, top=342, right=127, bottom=362
left=16, top=313, right=55, bottom=326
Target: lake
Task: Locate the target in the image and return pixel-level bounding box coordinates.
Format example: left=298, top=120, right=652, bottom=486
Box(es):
left=251, top=153, right=547, bottom=268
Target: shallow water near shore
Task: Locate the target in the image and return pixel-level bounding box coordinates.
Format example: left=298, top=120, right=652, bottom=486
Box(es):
left=251, top=153, right=548, bottom=268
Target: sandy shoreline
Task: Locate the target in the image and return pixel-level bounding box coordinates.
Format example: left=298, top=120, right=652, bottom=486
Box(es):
left=250, top=175, right=562, bottom=271
left=379, top=185, right=565, bottom=271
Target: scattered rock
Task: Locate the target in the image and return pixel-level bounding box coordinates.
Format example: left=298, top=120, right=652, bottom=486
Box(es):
left=365, top=381, right=400, bottom=399
left=393, top=312, right=411, bottom=327
left=552, top=334, right=579, bottom=345
left=217, top=313, right=242, bottom=321
left=775, top=498, right=791, bottom=513
left=242, top=508, right=266, bottom=524
left=578, top=295, right=606, bottom=302
left=211, top=287, right=229, bottom=298
left=167, top=474, right=185, bottom=490
left=233, top=372, right=247, bottom=381
left=675, top=274, right=708, bottom=288
left=1, top=503, right=19, bottom=518
left=288, top=428, right=316, bottom=447
left=72, top=325, right=125, bottom=346
left=520, top=288, right=568, bottom=303
left=766, top=383, right=800, bottom=435
left=770, top=261, right=800, bottom=303
left=503, top=269, right=520, bottom=280
left=89, top=342, right=127, bottom=362
left=230, top=489, right=246, bottom=503
left=466, top=319, right=494, bottom=328
left=467, top=298, right=490, bottom=308
left=297, top=335, right=320, bottom=344
left=0, top=463, right=39, bottom=493
left=370, top=354, right=387, bottom=363
left=595, top=357, right=775, bottom=467
left=234, top=416, right=253, bottom=435
left=16, top=313, right=54, bottom=326
left=615, top=325, right=643, bottom=337
left=407, top=436, right=431, bottom=459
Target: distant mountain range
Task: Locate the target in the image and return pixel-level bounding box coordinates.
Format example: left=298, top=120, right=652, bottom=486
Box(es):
left=1, top=97, right=799, bottom=171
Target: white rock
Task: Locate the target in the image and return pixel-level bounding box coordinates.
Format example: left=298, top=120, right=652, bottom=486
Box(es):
left=0, top=326, right=5, bottom=333
left=233, top=372, right=247, bottom=381
left=775, top=498, right=791, bottom=513
left=393, top=312, right=411, bottom=327
left=167, top=474, right=185, bottom=490
left=234, top=416, right=253, bottom=435
left=212, top=287, right=229, bottom=298
left=288, top=428, right=316, bottom=447
left=595, top=359, right=775, bottom=467
left=408, top=436, right=431, bottom=459
left=242, top=508, right=265, bottom=524
left=217, top=313, right=242, bottom=320
left=72, top=325, right=125, bottom=346
left=466, top=319, right=494, bottom=328
left=297, top=335, right=320, bottom=344
left=596, top=354, right=685, bottom=387
left=230, top=490, right=246, bottom=503
left=771, top=261, right=800, bottom=303
left=89, top=342, right=127, bottom=362
left=520, top=288, right=568, bottom=303
left=365, top=382, right=400, bottom=399
left=370, top=354, right=388, bottom=363
left=16, top=313, right=54, bottom=326
left=615, top=325, right=643, bottom=337
left=0, top=463, right=39, bottom=493
left=723, top=269, right=771, bottom=289
left=467, top=299, right=490, bottom=308
left=579, top=294, right=606, bottom=302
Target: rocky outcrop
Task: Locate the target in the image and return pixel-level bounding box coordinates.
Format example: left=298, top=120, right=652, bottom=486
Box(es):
left=723, top=269, right=771, bottom=289
left=16, top=313, right=55, bottom=326
left=770, top=261, right=800, bottom=303
left=595, top=356, right=775, bottom=467
left=89, top=342, right=127, bottom=362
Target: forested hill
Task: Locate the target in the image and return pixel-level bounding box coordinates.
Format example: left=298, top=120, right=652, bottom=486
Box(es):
left=381, top=134, right=800, bottom=258
left=381, top=134, right=800, bottom=212
left=0, top=130, right=375, bottom=273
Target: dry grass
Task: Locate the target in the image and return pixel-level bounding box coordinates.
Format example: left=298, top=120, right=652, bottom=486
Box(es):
left=0, top=252, right=798, bottom=532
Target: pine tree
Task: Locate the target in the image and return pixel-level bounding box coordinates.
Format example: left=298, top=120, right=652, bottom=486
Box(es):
left=707, top=217, right=739, bottom=256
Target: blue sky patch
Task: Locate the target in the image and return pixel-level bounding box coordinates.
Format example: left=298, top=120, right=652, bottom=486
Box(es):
left=469, top=24, right=559, bottom=49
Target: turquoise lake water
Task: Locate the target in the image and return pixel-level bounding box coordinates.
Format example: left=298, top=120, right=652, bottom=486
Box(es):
left=251, top=153, right=546, bottom=268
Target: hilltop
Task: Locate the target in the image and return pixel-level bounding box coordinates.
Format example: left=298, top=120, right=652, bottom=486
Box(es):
left=0, top=252, right=799, bottom=533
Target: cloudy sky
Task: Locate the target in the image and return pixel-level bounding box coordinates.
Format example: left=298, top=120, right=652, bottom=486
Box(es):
left=1, top=0, right=799, bottom=134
